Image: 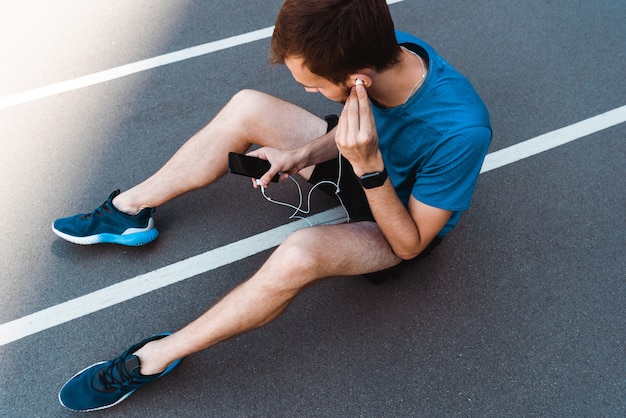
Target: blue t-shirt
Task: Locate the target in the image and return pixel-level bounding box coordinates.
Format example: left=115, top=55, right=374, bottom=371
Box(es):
left=372, top=31, right=492, bottom=237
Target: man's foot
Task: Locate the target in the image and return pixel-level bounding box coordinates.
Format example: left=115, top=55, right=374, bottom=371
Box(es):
left=52, top=190, right=158, bottom=246
left=58, top=333, right=182, bottom=412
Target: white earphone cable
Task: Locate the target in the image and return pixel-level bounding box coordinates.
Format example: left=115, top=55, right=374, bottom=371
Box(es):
left=259, top=153, right=350, bottom=226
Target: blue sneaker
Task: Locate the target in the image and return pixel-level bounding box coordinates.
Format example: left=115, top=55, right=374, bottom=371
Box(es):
left=59, top=333, right=182, bottom=412
left=52, top=190, right=158, bottom=246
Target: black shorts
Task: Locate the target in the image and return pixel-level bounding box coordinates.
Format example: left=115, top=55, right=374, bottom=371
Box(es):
left=308, top=115, right=375, bottom=222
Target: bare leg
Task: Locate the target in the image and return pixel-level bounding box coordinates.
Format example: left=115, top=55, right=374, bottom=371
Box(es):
left=113, top=89, right=328, bottom=214
left=134, top=221, right=402, bottom=374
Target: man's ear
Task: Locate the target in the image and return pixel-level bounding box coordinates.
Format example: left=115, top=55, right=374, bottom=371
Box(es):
left=349, top=73, right=373, bottom=88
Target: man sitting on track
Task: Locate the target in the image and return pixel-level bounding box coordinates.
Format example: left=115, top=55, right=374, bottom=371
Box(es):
left=57, top=0, right=491, bottom=411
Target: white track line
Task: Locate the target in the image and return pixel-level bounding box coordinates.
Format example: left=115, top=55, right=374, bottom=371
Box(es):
left=480, top=106, right=626, bottom=173
left=0, top=27, right=274, bottom=110
left=1, top=104, right=624, bottom=346
left=0, top=0, right=405, bottom=110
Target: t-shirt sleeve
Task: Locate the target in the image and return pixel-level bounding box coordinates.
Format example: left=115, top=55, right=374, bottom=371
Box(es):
left=411, top=126, right=491, bottom=211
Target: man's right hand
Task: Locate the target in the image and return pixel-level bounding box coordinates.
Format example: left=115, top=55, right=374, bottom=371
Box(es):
left=246, top=147, right=304, bottom=188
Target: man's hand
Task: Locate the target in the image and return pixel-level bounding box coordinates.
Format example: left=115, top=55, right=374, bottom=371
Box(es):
left=335, top=84, right=383, bottom=176
left=246, top=147, right=303, bottom=188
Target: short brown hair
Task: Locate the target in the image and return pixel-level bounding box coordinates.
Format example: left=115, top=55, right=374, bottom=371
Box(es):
left=271, top=0, right=402, bottom=84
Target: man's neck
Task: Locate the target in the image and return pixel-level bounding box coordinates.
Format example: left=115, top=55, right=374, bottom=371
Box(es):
left=367, top=47, right=428, bottom=108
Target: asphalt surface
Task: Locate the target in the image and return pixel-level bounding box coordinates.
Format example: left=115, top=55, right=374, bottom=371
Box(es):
left=1, top=0, right=624, bottom=416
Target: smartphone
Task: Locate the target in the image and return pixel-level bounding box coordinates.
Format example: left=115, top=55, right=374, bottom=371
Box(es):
left=228, top=152, right=279, bottom=182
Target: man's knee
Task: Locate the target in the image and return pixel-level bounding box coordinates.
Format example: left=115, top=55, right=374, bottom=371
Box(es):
left=281, top=229, right=323, bottom=272
left=260, top=229, right=326, bottom=291
left=218, top=90, right=276, bottom=134
left=226, top=89, right=268, bottom=118
left=229, top=89, right=261, bottom=105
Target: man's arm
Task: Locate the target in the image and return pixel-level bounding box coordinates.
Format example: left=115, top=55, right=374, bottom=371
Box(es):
left=336, top=84, right=451, bottom=260
left=363, top=180, right=451, bottom=259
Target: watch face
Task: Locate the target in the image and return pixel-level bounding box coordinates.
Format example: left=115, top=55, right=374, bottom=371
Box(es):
left=359, top=168, right=388, bottom=189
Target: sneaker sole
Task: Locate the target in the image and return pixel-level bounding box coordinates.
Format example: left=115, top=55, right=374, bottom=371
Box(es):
left=52, top=219, right=158, bottom=246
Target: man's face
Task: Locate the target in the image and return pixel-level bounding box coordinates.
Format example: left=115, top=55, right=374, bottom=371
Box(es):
left=284, top=57, right=350, bottom=103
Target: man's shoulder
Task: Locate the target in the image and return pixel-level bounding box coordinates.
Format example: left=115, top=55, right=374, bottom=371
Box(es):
left=394, top=31, right=431, bottom=50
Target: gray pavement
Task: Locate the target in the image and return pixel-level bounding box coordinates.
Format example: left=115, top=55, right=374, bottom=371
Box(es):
left=0, top=0, right=624, bottom=416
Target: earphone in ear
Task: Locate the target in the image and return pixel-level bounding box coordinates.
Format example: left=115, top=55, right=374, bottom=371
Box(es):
left=355, top=79, right=364, bottom=86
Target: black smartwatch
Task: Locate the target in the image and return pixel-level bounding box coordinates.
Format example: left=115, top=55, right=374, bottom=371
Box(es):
left=358, top=167, right=388, bottom=189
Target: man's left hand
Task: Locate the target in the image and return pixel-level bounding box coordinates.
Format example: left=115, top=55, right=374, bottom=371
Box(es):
left=335, top=84, right=384, bottom=176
